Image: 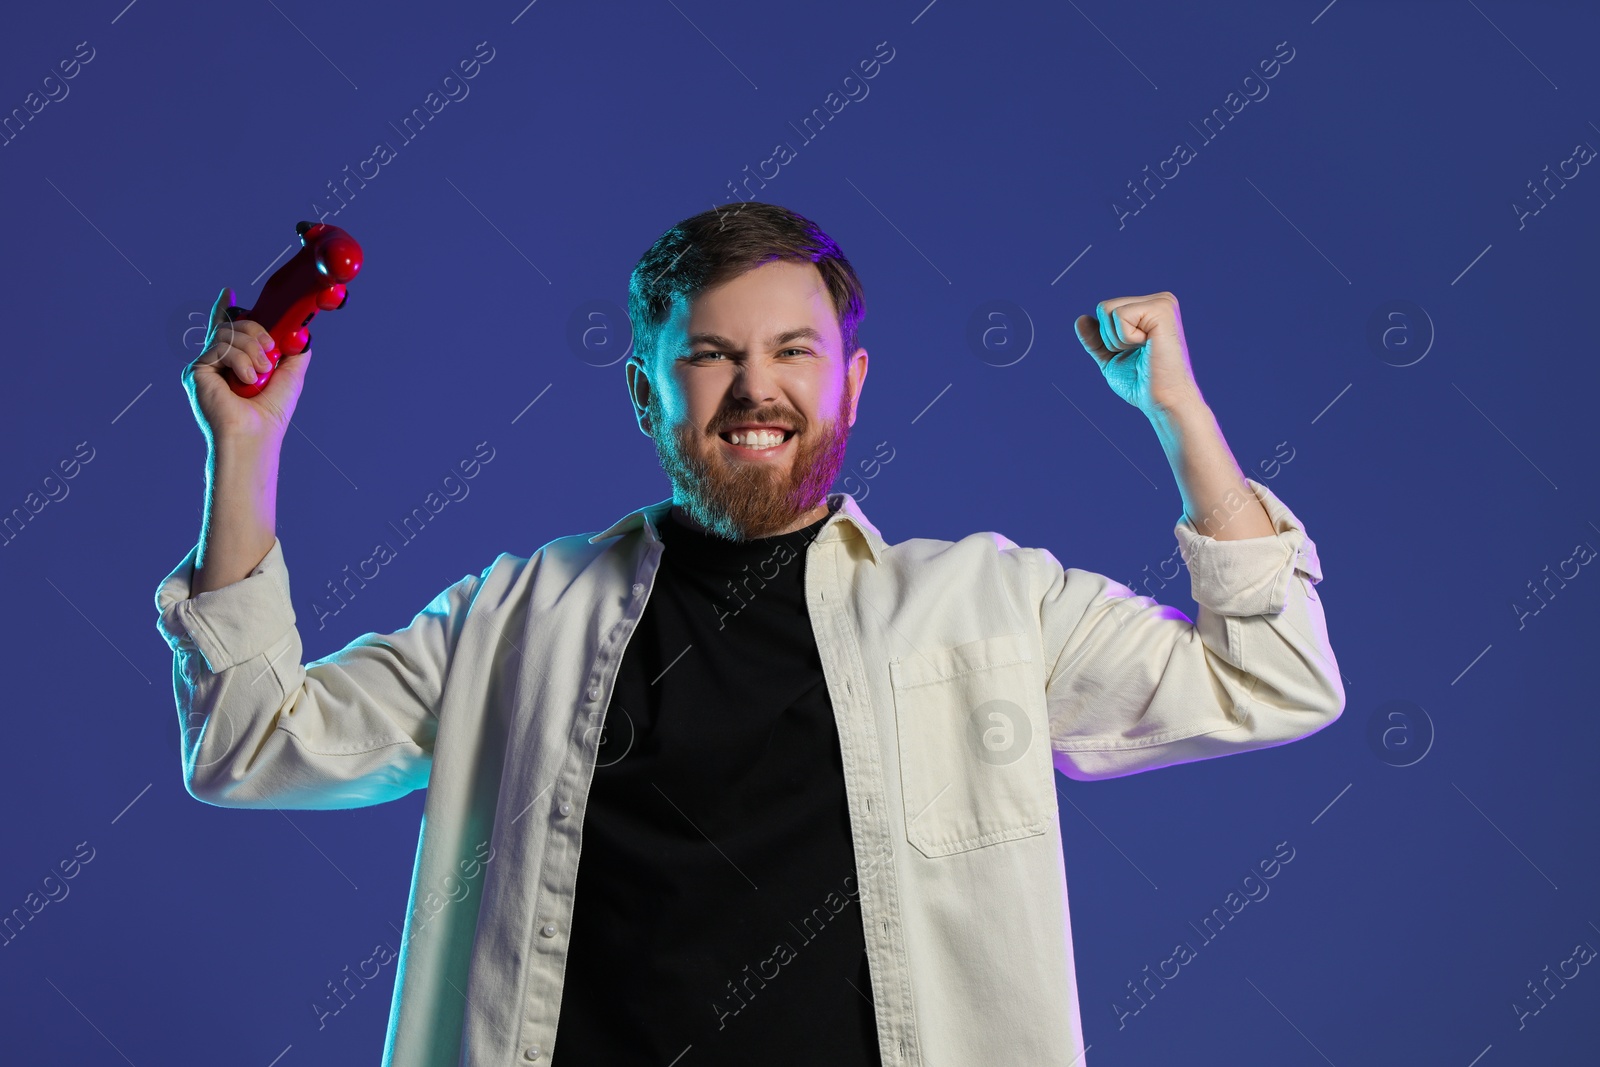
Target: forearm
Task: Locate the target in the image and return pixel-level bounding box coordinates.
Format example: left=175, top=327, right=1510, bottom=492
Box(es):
left=1146, top=399, right=1274, bottom=541
left=193, top=437, right=281, bottom=595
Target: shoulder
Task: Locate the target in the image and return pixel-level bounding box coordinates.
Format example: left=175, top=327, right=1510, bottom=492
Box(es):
left=477, top=526, right=646, bottom=595
left=877, top=528, right=1051, bottom=587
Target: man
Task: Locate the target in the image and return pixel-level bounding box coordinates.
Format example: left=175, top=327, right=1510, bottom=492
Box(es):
left=156, top=202, right=1342, bottom=1066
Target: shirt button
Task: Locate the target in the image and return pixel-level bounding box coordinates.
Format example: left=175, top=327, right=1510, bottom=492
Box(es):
left=541, top=922, right=558, bottom=938
left=586, top=685, right=600, bottom=702
left=631, top=582, right=645, bottom=598
left=523, top=1047, right=542, bottom=1061
left=557, top=801, right=573, bottom=817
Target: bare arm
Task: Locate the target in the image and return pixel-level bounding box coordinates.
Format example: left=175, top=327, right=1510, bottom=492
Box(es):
left=1074, top=291, right=1274, bottom=542
left=182, top=285, right=311, bottom=594
left=159, top=287, right=482, bottom=809
left=193, top=439, right=281, bottom=594
left=1147, top=399, right=1275, bottom=542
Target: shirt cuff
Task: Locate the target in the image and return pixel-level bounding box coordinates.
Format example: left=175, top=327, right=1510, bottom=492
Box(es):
left=154, top=537, right=297, bottom=673
left=1173, top=478, right=1323, bottom=617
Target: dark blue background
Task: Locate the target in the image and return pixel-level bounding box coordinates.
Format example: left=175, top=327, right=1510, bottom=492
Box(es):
left=2, top=1, right=1595, bottom=1064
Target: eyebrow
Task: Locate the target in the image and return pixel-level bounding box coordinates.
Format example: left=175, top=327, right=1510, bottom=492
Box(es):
left=683, top=326, right=826, bottom=353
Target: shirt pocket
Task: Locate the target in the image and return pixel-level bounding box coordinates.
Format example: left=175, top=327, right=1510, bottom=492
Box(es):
left=889, top=631, right=1055, bottom=859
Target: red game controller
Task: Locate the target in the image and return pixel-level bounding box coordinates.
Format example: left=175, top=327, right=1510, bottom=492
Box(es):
left=224, top=220, right=364, bottom=397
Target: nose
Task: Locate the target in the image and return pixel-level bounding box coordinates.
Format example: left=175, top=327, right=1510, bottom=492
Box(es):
left=730, top=356, right=780, bottom=407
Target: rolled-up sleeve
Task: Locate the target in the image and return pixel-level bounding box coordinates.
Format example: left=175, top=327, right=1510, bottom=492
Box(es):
left=1036, top=477, right=1343, bottom=781
left=154, top=538, right=481, bottom=809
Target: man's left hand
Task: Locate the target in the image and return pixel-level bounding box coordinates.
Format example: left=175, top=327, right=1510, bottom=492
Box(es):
left=1075, top=292, right=1204, bottom=417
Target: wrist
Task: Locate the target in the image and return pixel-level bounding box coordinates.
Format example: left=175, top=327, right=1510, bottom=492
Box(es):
left=210, top=432, right=283, bottom=465
left=1144, top=392, right=1212, bottom=429
left=204, top=437, right=281, bottom=525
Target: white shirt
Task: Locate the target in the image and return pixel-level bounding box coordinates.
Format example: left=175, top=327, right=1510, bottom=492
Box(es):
left=154, top=477, right=1342, bottom=1066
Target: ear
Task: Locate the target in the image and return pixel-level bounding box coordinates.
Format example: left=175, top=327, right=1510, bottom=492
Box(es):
left=625, top=358, right=654, bottom=438
left=845, top=346, right=868, bottom=428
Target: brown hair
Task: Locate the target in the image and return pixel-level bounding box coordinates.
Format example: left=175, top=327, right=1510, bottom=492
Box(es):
left=627, top=201, right=866, bottom=369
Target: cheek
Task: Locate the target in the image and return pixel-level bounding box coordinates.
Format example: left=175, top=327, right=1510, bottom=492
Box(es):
left=819, top=379, right=853, bottom=422
left=669, top=375, right=724, bottom=426
left=792, top=377, right=834, bottom=420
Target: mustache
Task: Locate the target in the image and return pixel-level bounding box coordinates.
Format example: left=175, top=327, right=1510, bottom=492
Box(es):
left=707, top=409, right=807, bottom=434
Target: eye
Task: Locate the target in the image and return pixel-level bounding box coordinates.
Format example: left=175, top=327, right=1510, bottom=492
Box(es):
left=686, top=348, right=810, bottom=362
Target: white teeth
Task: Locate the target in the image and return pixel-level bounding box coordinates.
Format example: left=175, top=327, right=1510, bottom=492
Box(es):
left=728, top=429, right=786, bottom=448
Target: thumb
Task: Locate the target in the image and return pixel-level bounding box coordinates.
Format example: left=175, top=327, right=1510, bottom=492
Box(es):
left=209, top=286, right=237, bottom=327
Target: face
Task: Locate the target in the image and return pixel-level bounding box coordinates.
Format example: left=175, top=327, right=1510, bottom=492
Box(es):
left=628, top=259, right=868, bottom=541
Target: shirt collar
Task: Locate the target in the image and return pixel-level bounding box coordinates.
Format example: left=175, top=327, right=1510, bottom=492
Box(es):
left=587, top=492, right=887, bottom=564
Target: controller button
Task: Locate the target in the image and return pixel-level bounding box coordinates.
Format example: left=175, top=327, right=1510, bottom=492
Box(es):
left=317, top=284, right=347, bottom=311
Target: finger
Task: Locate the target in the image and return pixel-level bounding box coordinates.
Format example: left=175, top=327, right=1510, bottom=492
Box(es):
left=1075, top=315, right=1114, bottom=364
left=1095, top=302, right=1137, bottom=354
left=250, top=328, right=278, bottom=366
left=214, top=315, right=273, bottom=346
left=193, top=334, right=270, bottom=386
left=262, top=344, right=311, bottom=395
left=219, top=343, right=267, bottom=386
left=1096, top=299, right=1151, bottom=353
left=209, top=287, right=236, bottom=327
left=193, top=333, right=235, bottom=370
left=208, top=322, right=278, bottom=368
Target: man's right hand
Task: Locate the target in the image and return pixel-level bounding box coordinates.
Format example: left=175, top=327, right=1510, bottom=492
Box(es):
left=182, top=286, right=312, bottom=445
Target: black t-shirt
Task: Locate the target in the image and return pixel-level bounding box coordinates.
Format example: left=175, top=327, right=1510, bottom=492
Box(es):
left=553, top=502, right=882, bottom=1065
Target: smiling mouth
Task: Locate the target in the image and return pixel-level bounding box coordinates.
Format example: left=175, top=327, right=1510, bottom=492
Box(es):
left=720, top=428, right=800, bottom=457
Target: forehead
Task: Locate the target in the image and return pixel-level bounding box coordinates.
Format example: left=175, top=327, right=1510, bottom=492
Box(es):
left=659, top=259, right=840, bottom=349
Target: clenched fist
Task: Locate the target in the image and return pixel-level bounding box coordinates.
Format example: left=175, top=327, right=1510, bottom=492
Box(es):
left=181, top=286, right=312, bottom=446
left=1075, top=292, right=1204, bottom=417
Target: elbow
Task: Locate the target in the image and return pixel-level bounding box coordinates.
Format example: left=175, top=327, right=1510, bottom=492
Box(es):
left=1285, top=667, right=1344, bottom=741
left=1279, top=642, right=1346, bottom=728
left=1287, top=666, right=1344, bottom=733
left=183, top=763, right=236, bottom=807
left=182, top=746, right=262, bottom=808
left=1326, top=682, right=1347, bottom=723
left=1315, top=662, right=1347, bottom=724
left=1236, top=659, right=1344, bottom=743
left=184, top=778, right=227, bottom=808
left=184, top=766, right=276, bottom=809
left=176, top=696, right=286, bottom=807
left=1051, top=746, right=1137, bottom=783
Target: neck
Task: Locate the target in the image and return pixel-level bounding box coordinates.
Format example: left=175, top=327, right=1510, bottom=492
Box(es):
left=669, top=499, right=831, bottom=540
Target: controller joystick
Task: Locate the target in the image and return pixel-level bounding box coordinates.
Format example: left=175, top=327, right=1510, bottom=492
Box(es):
left=223, top=220, right=364, bottom=397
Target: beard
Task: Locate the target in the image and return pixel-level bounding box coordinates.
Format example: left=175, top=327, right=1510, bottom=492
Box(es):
left=649, top=380, right=854, bottom=541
